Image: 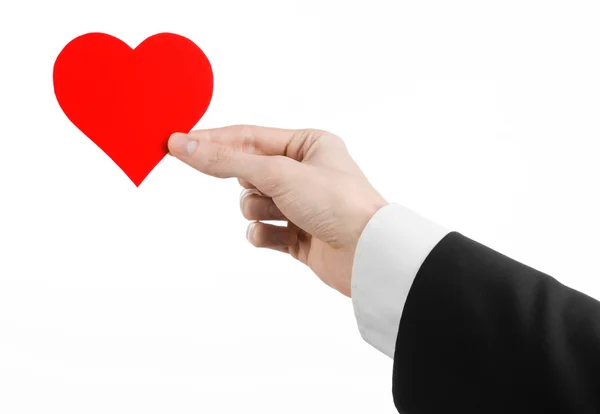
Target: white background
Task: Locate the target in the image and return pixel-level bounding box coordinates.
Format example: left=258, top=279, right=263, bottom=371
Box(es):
left=1, top=1, right=599, bottom=413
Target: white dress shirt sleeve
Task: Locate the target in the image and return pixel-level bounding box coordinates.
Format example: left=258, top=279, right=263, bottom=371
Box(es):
left=351, top=203, right=451, bottom=359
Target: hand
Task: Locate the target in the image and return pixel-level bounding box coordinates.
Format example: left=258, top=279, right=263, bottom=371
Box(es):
left=168, top=125, right=388, bottom=297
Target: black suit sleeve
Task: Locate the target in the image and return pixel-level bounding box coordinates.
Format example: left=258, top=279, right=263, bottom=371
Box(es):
left=392, top=231, right=600, bottom=414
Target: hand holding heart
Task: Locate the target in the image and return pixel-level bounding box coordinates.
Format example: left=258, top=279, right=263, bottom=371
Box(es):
left=53, top=33, right=388, bottom=297
left=168, top=126, right=388, bottom=297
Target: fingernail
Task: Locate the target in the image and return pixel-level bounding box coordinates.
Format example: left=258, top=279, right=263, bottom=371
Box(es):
left=246, top=222, right=256, bottom=242
left=239, top=189, right=251, bottom=204
left=169, top=133, right=198, bottom=156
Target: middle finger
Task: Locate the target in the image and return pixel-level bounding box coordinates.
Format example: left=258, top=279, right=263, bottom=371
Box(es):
left=240, top=190, right=286, bottom=221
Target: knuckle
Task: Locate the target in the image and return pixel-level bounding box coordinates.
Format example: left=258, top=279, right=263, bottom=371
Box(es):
left=240, top=124, right=255, bottom=139
left=267, top=202, right=279, bottom=219
left=229, top=124, right=256, bottom=151
left=292, top=128, right=320, bottom=146
left=208, top=144, right=234, bottom=165
left=240, top=127, right=257, bottom=154
left=327, top=133, right=346, bottom=148
left=296, top=127, right=321, bottom=136
left=289, top=128, right=345, bottom=158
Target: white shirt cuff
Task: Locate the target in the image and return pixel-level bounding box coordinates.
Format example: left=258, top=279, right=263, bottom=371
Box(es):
left=351, top=203, right=451, bottom=359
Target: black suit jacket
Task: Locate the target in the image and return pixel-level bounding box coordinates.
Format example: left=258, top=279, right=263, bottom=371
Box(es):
left=392, top=231, right=600, bottom=413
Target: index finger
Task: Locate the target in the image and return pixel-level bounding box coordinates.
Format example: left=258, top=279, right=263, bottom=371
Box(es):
left=188, top=125, right=298, bottom=158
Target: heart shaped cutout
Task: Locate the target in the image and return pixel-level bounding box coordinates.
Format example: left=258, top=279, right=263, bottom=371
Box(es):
left=53, top=32, right=214, bottom=186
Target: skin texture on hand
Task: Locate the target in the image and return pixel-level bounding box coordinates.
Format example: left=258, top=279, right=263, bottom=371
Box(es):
left=168, top=125, right=388, bottom=298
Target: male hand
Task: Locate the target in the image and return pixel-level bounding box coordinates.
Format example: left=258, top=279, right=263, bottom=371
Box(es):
left=168, top=125, right=388, bottom=297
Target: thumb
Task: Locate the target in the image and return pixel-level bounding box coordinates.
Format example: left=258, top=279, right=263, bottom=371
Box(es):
left=168, top=132, right=285, bottom=187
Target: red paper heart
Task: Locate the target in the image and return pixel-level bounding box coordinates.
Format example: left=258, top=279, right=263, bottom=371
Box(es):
left=53, top=32, right=213, bottom=186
